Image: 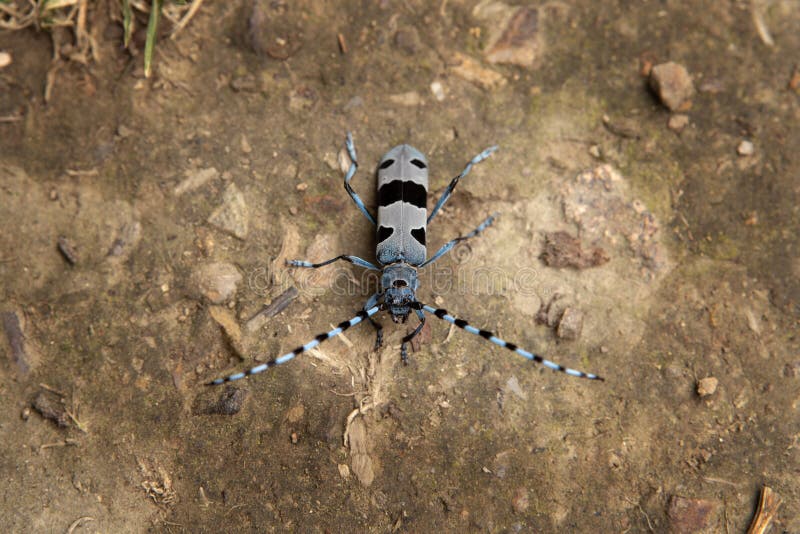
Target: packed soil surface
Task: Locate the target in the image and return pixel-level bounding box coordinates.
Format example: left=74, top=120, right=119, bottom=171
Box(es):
left=1, top=1, right=798, bottom=532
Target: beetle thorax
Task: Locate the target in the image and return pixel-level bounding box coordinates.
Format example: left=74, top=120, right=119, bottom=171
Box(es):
left=381, top=262, right=419, bottom=323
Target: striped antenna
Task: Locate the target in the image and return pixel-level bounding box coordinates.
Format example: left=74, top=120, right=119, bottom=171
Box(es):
left=207, top=305, right=381, bottom=385
left=419, top=303, right=603, bottom=381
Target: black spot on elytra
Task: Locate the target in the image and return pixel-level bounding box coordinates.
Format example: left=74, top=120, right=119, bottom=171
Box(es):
left=377, top=225, right=394, bottom=243
left=411, top=227, right=426, bottom=246
left=378, top=180, right=427, bottom=209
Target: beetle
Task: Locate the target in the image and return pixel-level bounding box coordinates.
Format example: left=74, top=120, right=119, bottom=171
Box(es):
left=209, top=133, right=602, bottom=385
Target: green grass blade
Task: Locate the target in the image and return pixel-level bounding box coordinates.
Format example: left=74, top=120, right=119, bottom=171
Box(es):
left=121, top=0, right=132, bottom=48
left=143, top=0, right=162, bottom=78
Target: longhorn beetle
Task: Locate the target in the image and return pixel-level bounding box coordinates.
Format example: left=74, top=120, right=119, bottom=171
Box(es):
left=209, top=133, right=603, bottom=385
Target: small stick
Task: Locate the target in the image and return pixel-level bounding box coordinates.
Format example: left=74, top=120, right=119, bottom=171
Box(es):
left=40, top=438, right=79, bottom=451
left=39, top=383, right=67, bottom=397
left=337, top=33, right=347, bottom=54
left=751, top=1, right=774, bottom=47
left=58, top=236, right=78, bottom=265
left=0, top=112, right=24, bottom=122
left=746, top=486, right=782, bottom=534
left=247, top=287, right=298, bottom=322
left=443, top=322, right=455, bottom=343
left=171, top=0, right=204, bottom=38
left=332, top=324, right=354, bottom=348
left=65, top=168, right=99, bottom=177
left=66, top=516, right=95, bottom=534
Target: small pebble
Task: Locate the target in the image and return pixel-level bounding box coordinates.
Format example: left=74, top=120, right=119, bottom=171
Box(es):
left=288, top=206, right=298, bottom=215
left=557, top=307, right=584, bottom=341
left=203, top=386, right=247, bottom=415
left=207, top=183, right=249, bottom=239
left=191, top=262, right=243, bottom=304
left=668, top=114, right=690, bottom=132
left=737, top=140, right=754, bottom=156
left=0, top=51, right=11, bottom=69
left=649, top=61, right=694, bottom=111
left=290, top=431, right=299, bottom=444
left=394, top=28, right=421, bottom=55
left=588, top=145, right=601, bottom=158
left=602, top=114, right=641, bottom=139
left=783, top=362, right=800, bottom=377
left=285, top=404, right=305, bottom=424
left=789, top=66, right=800, bottom=93
left=430, top=81, right=445, bottom=102
left=32, top=391, right=70, bottom=428
left=195, top=228, right=215, bottom=257
left=240, top=134, right=252, bottom=154
left=697, top=376, right=718, bottom=397
left=116, top=124, right=133, bottom=138
left=338, top=464, right=350, bottom=479
left=296, top=182, right=308, bottom=191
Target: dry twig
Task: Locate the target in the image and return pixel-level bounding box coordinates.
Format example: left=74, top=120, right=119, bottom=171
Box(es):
left=747, top=486, right=782, bottom=534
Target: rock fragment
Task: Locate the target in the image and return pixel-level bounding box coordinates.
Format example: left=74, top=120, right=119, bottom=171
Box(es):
left=430, top=81, right=446, bottom=102
left=208, top=305, right=244, bottom=356
left=450, top=52, right=507, bottom=90
left=790, top=66, right=800, bottom=93
left=346, top=417, right=375, bottom=487
left=394, top=28, right=421, bottom=55
left=201, top=386, right=247, bottom=415
left=737, top=140, right=754, bottom=156
left=539, top=231, right=609, bottom=269
left=556, top=307, right=584, bottom=341
left=668, top=114, right=690, bottom=132
left=649, top=62, right=694, bottom=111
left=32, top=391, right=70, bottom=428
left=208, top=183, right=249, bottom=239
left=474, top=3, right=543, bottom=68
left=696, top=376, right=718, bottom=397
left=487, top=7, right=541, bottom=67
left=192, top=262, right=242, bottom=304
left=666, top=495, right=719, bottom=533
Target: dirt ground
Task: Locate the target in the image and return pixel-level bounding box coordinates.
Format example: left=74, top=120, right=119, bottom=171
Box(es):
left=1, top=1, right=799, bottom=532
